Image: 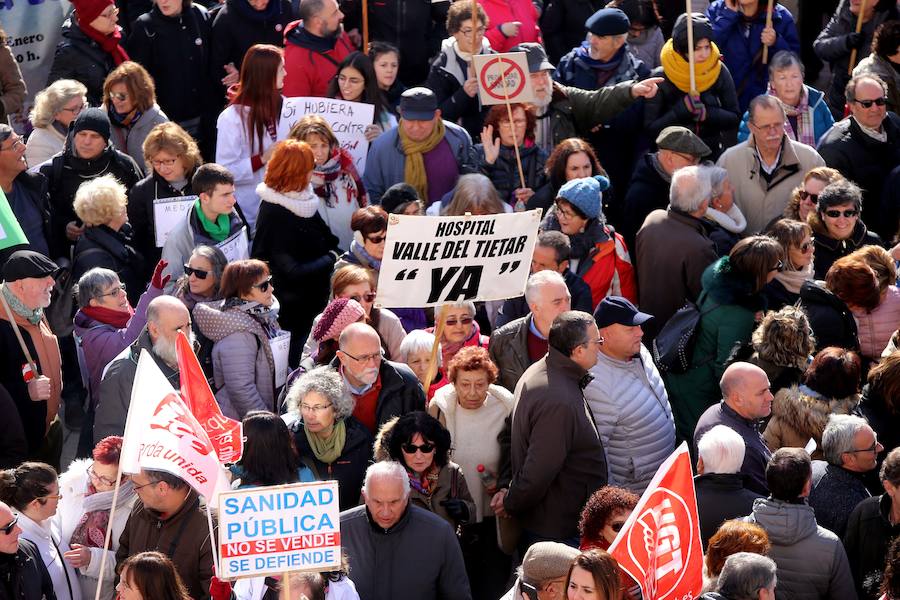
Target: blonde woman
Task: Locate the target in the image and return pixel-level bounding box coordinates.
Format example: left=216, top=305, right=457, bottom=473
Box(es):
left=25, top=79, right=87, bottom=166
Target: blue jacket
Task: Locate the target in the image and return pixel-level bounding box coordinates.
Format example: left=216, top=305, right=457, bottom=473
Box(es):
left=737, top=85, right=835, bottom=145
left=707, top=1, right=801, bottom=111
left=362, top=120, right=477, bottom=202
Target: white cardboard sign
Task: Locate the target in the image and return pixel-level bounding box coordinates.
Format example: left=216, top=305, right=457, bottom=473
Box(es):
left=152, top=196, right=197, bottom=248
left=472, top=52, right=534, bottom=106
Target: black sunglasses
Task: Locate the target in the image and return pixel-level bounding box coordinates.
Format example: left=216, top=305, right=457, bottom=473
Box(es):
left=610, top=521, right=626, bottom=533
left=445, top=316, right=474, bottom=327
left=824, top=209, right=859, bottom=219
left=769, top=260, right=784, bottom=273
left=252, top=276, right=273, bottom=292
left=798, top=190, right=818, bottom=203
left=854, top=97, right=886, bottom=108
left=401, top=442, right=435, bottom=454
left=183, top=265, right=209, bottom=280
left=349, top=292, right=377, bottom=303
left=366, top=234, right=387, bottom=244
left=0, top=515, right=18, bottom=535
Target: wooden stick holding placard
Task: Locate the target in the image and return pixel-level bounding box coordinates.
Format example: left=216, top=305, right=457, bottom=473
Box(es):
left=206, top=503, right=220, bottom=576
left=0, top=287, right=39, bottom=376
left=422, top=304, right=448, bottom=396
left=497, top=57, right=527, bottom=191
left=471, top=0, right=479, bottom=55
left=762, top=0, right=774, bottom=64
left=848, top=0, right=867, bottom=75
left=685, top=0, right=697, bottom=95
left=362, top=0, right=369, bottom=51
left=283, top=571, right=291, bottom=600
left=93, top=466, right=123, bottom=600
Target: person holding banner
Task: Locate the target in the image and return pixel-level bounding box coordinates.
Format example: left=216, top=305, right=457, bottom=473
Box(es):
left=326, top=52, right=398, bottom=142
left=429, top=301, right=489, bottom=369
left=335, top=206, right=387, bottom=273
left=57, top=436, right=136, bottom=600
left=194, top=259, right=283, bottom=419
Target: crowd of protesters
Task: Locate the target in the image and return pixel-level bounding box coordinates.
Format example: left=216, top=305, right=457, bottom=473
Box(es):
left=3, top=0, right=900, bottom=598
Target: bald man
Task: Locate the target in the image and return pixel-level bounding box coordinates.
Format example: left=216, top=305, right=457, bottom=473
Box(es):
left=693, top=362, right=774, bottom=495
left=94, top=296, right=191, bottom=443
left=334, top=322, right=425, bottom=434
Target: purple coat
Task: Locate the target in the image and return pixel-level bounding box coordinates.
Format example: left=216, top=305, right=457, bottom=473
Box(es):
left=73, top=285, right=163, bottom=406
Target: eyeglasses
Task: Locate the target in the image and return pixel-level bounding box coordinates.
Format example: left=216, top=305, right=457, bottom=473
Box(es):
left=341, top=348, right=384, bottom=364
left=0, top=516, right=17, bottom=535
left=97, top=283, right=126, bottom=298
left=41, top=493, right=63, bottom=501
left=799, top=239, right=814, bottom=253
left=59, top=102, right=85, bottom=115
left=459, top=26, right=486, bottom=36
left=109, top=92, right=128, bottom=102
left=555, top=202, right=580, bottom=220
left=769, top=260, right=784, bottom=273
left=401, top=442, right=435, bottom=454
left=132, top=480, right=159, bottom=491
left=798, top=190, right=818, bottom=203
left=251, top=276, right=273, bottom=292
left=854, top=97, right=887, bottom=108
left=445, top=316, right=474, bottom=327
left=581, top=337, right=605, bottom=348
left=183, top=265, right=209, bottom=280
left=99, top=6, right=118, bottom=18
left=823, top=209, right=859, bottom=219
left=151, top=157, right=180, bottom=169
left=610, top=521, right=626, bottom=533
left=348, top=292, right=377, bottom=303
left=88, top=464, right=117, bottom=486
left=366, top=234, right=387, bottom=245
left=750, top=121, right=784, bottom=133
left=499, top=119, right=528, bottom=129
left=848, top=439, right=881, bottom=454
left=0, top=138, right=23, bottom=152
left=299, top=403, right=332, bottom=413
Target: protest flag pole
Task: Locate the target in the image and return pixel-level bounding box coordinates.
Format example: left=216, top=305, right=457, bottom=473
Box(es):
left=362, top=0, right=369, bottom=51
left=848, top=0, right=867, bottom=75
left=497, top=57, right=527, bottom=191
left=0, top=288, right=39, bottom=376
left=282, top=571, right=292, bottom=600
left=92, top=466, right=124, bottom=600
left=762, top=0, right=774, bottom=64
left=423, top=304, right=448, bottom=395
left=685, top=0, right=698, bottom=96
left=206, top=502, right=221, bottom=575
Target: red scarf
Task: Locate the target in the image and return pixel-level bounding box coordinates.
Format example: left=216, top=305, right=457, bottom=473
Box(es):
left=81, top=303, right=134, bottom=329
left=79, top=16, right=130, bottom=65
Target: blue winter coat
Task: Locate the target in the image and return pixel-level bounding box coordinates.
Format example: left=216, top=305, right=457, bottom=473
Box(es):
left=707, top=1, right=801, bottom=111
left=737, top=85, right=835, bottom=145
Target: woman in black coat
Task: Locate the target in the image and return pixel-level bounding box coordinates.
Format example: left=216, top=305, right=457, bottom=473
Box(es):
left=810, top=180, right=883, bottom=280
left=251, top=140, right=340, bottom=366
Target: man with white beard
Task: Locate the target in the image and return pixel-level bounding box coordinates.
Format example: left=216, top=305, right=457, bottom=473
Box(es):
left=94, top=296, right=193, bottom=443
left=510, top=43, right=664, bottom=155
left=333, top=322, right=425, bottom=436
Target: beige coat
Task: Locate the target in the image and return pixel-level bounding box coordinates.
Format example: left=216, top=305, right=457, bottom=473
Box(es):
left=763, top=384, right=859, bottom=459
left=717, top=136, right=825, bottom=234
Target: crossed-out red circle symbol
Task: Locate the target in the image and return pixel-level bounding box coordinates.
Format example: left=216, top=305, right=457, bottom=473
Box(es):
left=478, top=57, right=526, bottom=100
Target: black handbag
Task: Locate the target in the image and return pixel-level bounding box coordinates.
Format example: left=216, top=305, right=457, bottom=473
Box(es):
left=652, top=292, right=720, bottom=374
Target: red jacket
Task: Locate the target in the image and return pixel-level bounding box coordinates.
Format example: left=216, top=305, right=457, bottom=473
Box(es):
left=282, top=22, right=355, bottom=98
left=480, top=0, right=542, bottom=53
left=580, top=231, right=637, bottom=310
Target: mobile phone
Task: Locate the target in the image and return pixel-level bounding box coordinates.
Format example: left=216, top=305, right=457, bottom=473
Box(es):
left=520, top=581, right=539, bottom=600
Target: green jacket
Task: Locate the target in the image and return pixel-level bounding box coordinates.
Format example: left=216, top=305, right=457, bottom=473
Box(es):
left=664, top=257, right=767, bottom=442
left=548, top=80, right=635, bottom=147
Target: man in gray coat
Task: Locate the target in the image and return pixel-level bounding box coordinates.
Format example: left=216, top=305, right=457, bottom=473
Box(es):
left=492, top=311, right=608, bottom=550
left=585, top=296, right=674, bottom=493
left=743, top=448, right=858, bottom=600
left=340, top=461, right=472, bottom=600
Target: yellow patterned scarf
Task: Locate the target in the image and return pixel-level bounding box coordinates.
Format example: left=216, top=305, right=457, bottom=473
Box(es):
left=660, top=38, right=722, bottom=94
left=399, top=118, right=446, bottom=201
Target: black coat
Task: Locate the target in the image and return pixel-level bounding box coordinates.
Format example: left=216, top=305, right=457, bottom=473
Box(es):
left=425, top=50, right=492, bottom=140
left=127, top=171, right=196, bottom=280
left=0, top=170, right=55, bottom=265
left=125, top=5, right=215, bottom=123
left=844, top=494, right=900, bottom=599
left=762, top=277, right=801, bottom=312
left=72, top=225, right=147, bottom=306
left=808, top=460, right=871, bottom=540
left=46, top=18, right=115, bottom=106
left=0, top=539, right=57, bottom=600
left=539, top=0, right=605, bottom=63
left=476, top=143, right=549, bottom=208
left=291, top=416, right=373, bottom=511
left=0, top=383, right=27, bottom=469
left=799, top=279, right=859, bottom=351
left=694, top=472, right=762, bottom=549
left=811, top=219, right=883, bottom=280
left=621, top=152, right=671, bottom=251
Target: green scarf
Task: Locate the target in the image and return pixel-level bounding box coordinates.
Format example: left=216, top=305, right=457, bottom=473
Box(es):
left=194, top=200, right=231, bottom=242
left=304, top=419, right=347, bottom=464
left=2, top=284, right=43, bottom=325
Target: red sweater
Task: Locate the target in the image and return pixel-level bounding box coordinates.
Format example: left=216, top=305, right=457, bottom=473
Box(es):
left=283, top=23, right=355, bottom=98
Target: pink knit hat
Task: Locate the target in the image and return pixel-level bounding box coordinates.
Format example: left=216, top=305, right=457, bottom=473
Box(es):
left=313, top=298, right=366, bottom=342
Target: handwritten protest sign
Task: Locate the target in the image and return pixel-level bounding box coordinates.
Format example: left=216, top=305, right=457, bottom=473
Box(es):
left=218, top=481, right=341, bottom=579
left=276, top=98, right=375, bottom=174
left=472, top=52, right=534, bottom=106
left=217, top=227, right=250, bottom=263
left=375, top=211, right=541, bottom=308
left=270, top=332, right=291, bottom=389
left=153, top=196, right=197, bottom=247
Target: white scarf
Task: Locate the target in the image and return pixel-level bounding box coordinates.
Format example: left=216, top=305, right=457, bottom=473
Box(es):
left=256, top=182, right=320, bottom=218
left=705, top=204, right=747, bottom=234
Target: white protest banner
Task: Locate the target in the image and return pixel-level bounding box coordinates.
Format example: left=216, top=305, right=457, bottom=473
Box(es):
left=218, top=481, right=341, bottom=579
left=375, top=211, right=540, bottom=308
left=153, top=196, right=197, bottom=247
left=270, top=331, right=291, bottom=389
left=217, top=226, right=250, bottom=263
left=276, top=97, right=375, bottom=174
left=119, top=351, right=231, bottom=504
left=472, top=52, right=534, bottom=106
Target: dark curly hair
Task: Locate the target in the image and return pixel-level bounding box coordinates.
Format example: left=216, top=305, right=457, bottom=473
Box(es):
left=578, top=486, right=639, bottom=548
left=386, top=411, right=452, bottom=469
left=0, top=462, right=58, bottom=511
left=447, top=346, right=498, bottom=384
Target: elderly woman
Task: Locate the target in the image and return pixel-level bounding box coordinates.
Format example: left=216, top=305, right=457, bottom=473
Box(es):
left=102, top=62, right=169, bottom=169
left=764, top=347, right=862, bottom=458
left=738, top=51, right=835, bottom=146
left=764, top=219, right=815, bottom=309
left=335, top=206, right=387, bottom=272
left=25, top=79, right=87, bottom=167
left=289, top=115, right=367, bottom=251
left=430, top=301, right=489, bottom=369
left=376, top=411, right=476, bottom=529
left=645, top=12, right=741, bottom=160
left=252, top=139, right=341, bottom=365
left=286, top=366, right=373, bottom=510
left=780, top=166, right=844, bottom=224
left=810, top=180, right=883, bottom=280
left=72, top=174, right=145, bottom=306
left=543, top=175, right=636, bottom=308
left=57, top=437, right=135, bottom=600
left=0, top=462, right=82, bottom=600
left=127, top=123, right=203, bottom=272
left=703, top=165, right=746, bottom=256
left=400, top=329, right=449, bottom=401
left=477, top=103, right=548, bottom=210
left=702, top=520, right=771, bottom=592
left=193, top=259, right=284, bottom=420
left=854, top=21, right=900, bottom=113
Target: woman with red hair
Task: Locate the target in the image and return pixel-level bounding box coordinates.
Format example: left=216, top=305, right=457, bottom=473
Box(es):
left=215, top=44, right=285, bottom=230
left=57, top=436, right=136, bottom=600
left=251, top=139, right=341, bottom=366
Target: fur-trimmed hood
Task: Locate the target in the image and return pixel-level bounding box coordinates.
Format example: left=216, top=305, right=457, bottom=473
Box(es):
left=770, top=384, right=860, bottom=442
left=701, top=256, right=768, bottom=312
left=373, top=415, right=399, bottom=462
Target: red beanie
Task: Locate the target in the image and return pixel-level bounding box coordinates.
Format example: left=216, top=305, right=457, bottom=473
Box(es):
left=72, top=0, right=115, bottom=27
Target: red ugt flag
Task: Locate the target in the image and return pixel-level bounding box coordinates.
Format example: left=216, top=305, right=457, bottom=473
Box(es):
left=176, top=331, right=244, bottom=464
left=608, top=442, right=703, bottom=600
